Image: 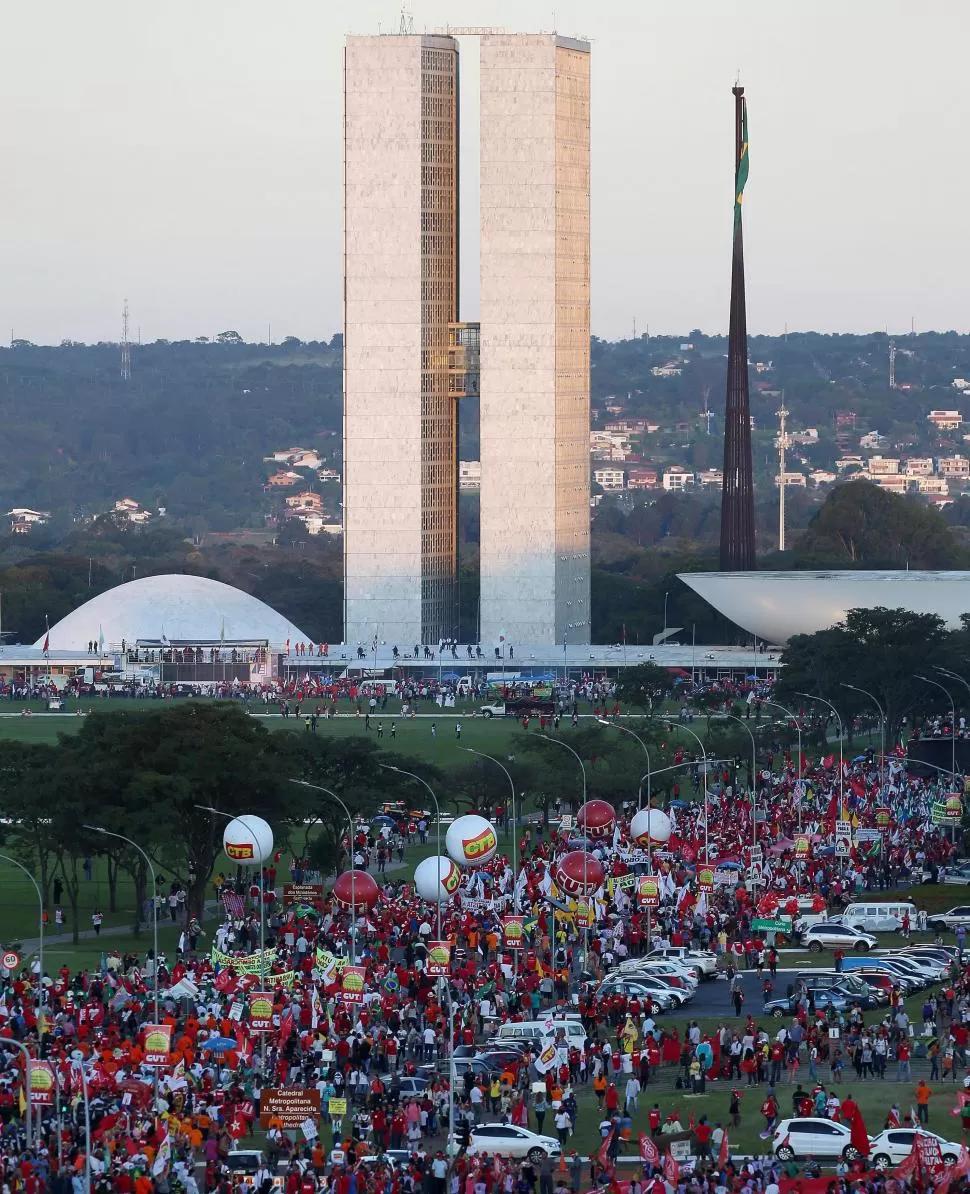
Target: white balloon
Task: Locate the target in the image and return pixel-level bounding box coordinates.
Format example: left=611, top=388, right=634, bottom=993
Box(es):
left=223, top=815, right=274, bottom=865
left=414, top=855, right=462, bottom=904
left=445, top=814, right=498, bottom=867
left=630, top=808, right=672, bottom=846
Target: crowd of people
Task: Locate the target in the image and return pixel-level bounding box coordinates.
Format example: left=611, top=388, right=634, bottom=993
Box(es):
left=1, top=696, right=969, bottom=1194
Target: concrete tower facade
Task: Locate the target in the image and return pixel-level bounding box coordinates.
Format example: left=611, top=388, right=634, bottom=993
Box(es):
left=478, top=34, right=591, bottom=646
left=343, top=34, right=459, bottom=649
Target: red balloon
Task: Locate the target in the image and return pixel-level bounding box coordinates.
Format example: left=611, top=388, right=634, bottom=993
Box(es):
left=576, top=800, right=616, bottom=841
left=331, top=870, right=380, bottom=912
left=553, top=850, right=605, bottom=898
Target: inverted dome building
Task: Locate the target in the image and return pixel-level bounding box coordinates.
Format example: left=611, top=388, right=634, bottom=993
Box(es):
left=37, top=574, right=311, bottom=652
left=679, top=569, right=970, bottom=644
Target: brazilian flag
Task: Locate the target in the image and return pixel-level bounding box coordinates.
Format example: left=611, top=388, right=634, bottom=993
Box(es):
left=734, top=101, right=749, bottom=228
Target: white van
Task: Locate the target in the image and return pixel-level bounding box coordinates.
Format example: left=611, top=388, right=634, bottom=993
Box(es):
left=842, top=902, right=916, bottom=934
left=494, top=1019, right=588, bottom=1049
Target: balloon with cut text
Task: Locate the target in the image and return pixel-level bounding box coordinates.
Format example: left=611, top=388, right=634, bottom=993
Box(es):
left=553, top=850, right=605, bottom=898
left=576, top=799, right=616, bottom=841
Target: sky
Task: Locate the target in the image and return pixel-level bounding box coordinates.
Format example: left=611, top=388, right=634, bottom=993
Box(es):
left=1, top=0, right=968, bottom=345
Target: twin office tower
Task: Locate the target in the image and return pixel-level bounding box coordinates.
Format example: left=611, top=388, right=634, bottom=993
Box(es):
left=343, top=32, right=591, bottom=650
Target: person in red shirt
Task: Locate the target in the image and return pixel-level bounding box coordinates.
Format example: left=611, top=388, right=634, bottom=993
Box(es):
left=694, top=1117, right=713, bottom=1159
left=605, top=1082, right=619, bottom=1114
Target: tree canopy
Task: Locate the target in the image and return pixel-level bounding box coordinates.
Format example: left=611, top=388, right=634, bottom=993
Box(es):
left=775, top=606, right=953, bottom=738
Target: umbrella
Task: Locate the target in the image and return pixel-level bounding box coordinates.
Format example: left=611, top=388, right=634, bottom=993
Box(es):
left=567, top=837, right=595, bottom=851
left=714, top=860, right=743, bottom=870
left=202, top=1036, right=239, bottom=1052
left=372, top=814, right=397, bottom=825
left=668, top=800, right=688, bottom=809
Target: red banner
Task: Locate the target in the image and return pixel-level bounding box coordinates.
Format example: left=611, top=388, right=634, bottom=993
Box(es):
left=28, top=1062, right=55, bottom=1107
left=143, top=1024, right=172, bottom=1067
left=340, top=965, right=367, bottom=1004
left=425, top=941, right=451, bottom=977
left=248, top=991, right=274, bottom=1032
left=637, top=876, right=660, bottom=907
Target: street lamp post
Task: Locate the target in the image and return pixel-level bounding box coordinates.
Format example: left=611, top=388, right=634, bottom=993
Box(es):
left=796, top=692, right=845, bottom=816
left=841, top=684, right=887, bottom=790
left=937, top=667, right=970, bottom=784
left=463, top=749, right=518, bottom=900
left=649, top=718, right=710, bottom=860
left=762, top=701, right=804, bottom=829
left=596, top=718, right=651, bottom=809
left=288, top=781, right=358, bottom=964
left=722, top=714, right=759, bottom=879
left=379, top=765, right=444, bottom=941
left=82, top=829, right=159, bottom=1026
left=5, top=1038, right=33, bottom=1149
left=538, top=735, right=590, bottom=953
left=195, top=808, right=271, bottom=1072
left=916, top=675, right=957, bottom=785
left=376, top=766, right=454, bottom=1163
left=0, top=855, right=44, bottom=1036
left=73, top=1057, right=92, bottom=1194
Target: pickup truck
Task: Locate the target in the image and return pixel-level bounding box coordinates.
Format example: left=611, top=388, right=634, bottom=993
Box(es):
left=480, top=698, right=556, bottom=719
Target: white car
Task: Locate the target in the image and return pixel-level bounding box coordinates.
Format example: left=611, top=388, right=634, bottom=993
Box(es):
left=606, top=973, right=691, bottom=1006
left=643, top=946, right=718, bottom=979
left=454, top=1124, right=562, bottom=1162
left=616, top=959, right=698, bottom=991
left=928, top=906, right=970, bottom=932
left=802, top=924, right=877, bottom=953
left=884, top=953, right=947, bottom=982
left=772, top=1118, right=860, bottom=1161
left=869, top=1129, right=960, bottom=1169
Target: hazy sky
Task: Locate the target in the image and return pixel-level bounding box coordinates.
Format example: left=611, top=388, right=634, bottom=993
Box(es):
left=2, top=0, right=967, bottom=345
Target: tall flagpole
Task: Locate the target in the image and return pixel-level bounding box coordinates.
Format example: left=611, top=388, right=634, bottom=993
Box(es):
left=719, top=85, right=755, bottom=571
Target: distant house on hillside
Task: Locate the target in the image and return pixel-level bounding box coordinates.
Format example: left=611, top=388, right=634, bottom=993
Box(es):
left=266, top=470, right=303, bottom=488
left=928, top=410, right=962, bottom=431
left=113, top=498, right=151, bottom=525
left=285, top=491, right=323, bottom=512
left=8, top=508, right=50, bottom=534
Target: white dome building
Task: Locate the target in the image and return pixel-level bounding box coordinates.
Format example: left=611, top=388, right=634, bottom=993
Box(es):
left=679, top=569, right=970, bottom=644
left=38, top=574, right=311, bottom=651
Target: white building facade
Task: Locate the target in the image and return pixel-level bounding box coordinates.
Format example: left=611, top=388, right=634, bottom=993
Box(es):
left=343, top=35, right=459, bottom=648
left=478, top=34, right=591, bottom=646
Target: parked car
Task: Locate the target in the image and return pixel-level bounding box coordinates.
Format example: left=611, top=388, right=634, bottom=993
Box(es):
left=869, top=1129, right=960, bottom=1169
left=928, top=906, right=970, bottom=932
left=596, top=979, right=678, bottom=1010
left=619, top=962, right=697, bottom=991
left=940, top=863, right=970, bottom=885
left=452, top=1124, right=562, bottom=1162
left=393, top=1076, right=431, bottom=1099
left=764, top=991, right=852, bottom=1018
left=643, top=946, right=718, bottom=979
left=802, top=924, right=877, bottom=952
left=772, top=1118, right=861, bottom=1161
left=883, top=953, right=948, bottom=982
left=359, top=1152, right=414, bottom=1173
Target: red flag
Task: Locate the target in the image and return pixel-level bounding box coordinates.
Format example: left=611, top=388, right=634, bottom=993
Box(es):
left=639, top=1134, right=660, bottom=1168
left=234, top=1025, right=252, bottom=1065
left=663, top=1152, right=680, bottom=1186
left=822, top=753, right=834, bottom=769
left=688, top=1111, right=695, bottom=1133
left=596, top=1129, right=615, bottom=1176
left=718, top=1130, right=729, bottom=1168
left=278, top=1010, right=293, bottom=1046
left=42, top=634, right=50, bottom=654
